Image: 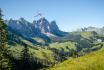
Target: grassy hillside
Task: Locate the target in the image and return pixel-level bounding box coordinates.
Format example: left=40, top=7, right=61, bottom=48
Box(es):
left=8, top=41, right=77, bottom=66
left=49, top=42, right=76, bottom=52
left=8, top=45, right=56, bottom=64
left=48, top=47, right=104, bottom=70
left=8, top=29, right=104, bottom=69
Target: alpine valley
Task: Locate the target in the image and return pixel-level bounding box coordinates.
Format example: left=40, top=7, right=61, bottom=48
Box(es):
left=0, top=0, right=104, bottom=69
left=1, top=17, right=104, bottom=70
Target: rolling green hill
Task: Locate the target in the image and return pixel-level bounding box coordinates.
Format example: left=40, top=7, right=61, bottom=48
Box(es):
left=8, top=41, right=77, bottom=66
left=48, top=47, right=104, bottom=70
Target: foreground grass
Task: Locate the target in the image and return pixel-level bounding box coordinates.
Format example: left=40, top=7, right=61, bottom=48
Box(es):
left=48, top=47, right=104, bottom=70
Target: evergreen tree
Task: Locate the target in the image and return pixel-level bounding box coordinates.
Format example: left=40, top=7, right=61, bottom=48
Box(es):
left=19, top=44, right=44, bottom=70
left=0, top=8, right=12, bottom=70
left=20, top=44, right=31, bottom=70
left=0, top=8, right=8, bottom=53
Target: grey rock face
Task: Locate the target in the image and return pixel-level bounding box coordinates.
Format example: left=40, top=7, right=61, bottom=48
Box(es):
left=7, top=17, right=67, bottom=38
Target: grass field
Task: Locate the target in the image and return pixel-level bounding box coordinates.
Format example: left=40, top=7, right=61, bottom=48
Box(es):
left=48, top=47, right=104, bottom=70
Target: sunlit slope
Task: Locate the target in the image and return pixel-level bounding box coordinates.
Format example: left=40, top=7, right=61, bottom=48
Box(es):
left=48, top=47, right=104, bottom=70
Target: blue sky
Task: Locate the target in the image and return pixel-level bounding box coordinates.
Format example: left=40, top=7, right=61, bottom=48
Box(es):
left=0, top=0, right=104, bottom=32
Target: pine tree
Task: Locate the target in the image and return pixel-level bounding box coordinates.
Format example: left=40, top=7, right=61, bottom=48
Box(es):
left=0, top=8, right=12, bottom=70
left=0, top=8, right=8, bottom=53
left=20, top=44, right=44, bottom=70
left=20, top=44, right=31, bottom=70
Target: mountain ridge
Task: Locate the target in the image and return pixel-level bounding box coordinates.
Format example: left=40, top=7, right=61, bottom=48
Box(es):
left=6, top=17, right=67, bottom=37
left=6, top=17, right=69, bottom=46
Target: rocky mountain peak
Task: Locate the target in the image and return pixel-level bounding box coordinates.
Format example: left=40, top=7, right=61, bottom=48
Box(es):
left=19, top=17, right=25, bottom=21
left=50, top=21, right=59, bottom=31
left=7, top=17, right=67, bottom=38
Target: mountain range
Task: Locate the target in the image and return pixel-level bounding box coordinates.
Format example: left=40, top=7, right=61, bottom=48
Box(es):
left=6, top=17, right=68, bottom=46
left=6, top=17, right=67, bottom=37
left=6, top=17, right=104, bottom=46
